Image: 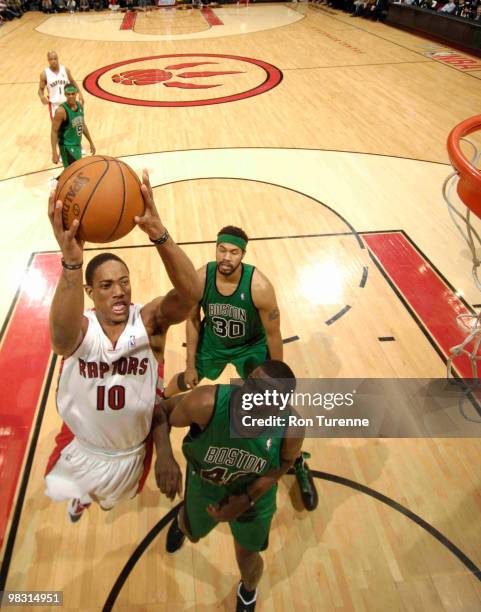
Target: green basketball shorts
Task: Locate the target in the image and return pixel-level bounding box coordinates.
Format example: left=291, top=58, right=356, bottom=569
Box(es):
left=183, top=465, right=276, bottom=552
left=59, top=145, right=82, bottom=168
left=195, top=342, right=268, bottom=381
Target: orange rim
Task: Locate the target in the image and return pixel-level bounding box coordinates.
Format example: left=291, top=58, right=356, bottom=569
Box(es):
left=447, top=114, right=481, bottom=185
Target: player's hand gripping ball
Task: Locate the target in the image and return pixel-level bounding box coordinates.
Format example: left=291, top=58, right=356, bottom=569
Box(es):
left=55, top=155, right=145, bottom=243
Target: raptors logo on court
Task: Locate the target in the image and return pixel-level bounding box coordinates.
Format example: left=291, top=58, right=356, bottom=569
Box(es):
left=83, top=54, right=283, bottom=107
left=111, top=64, right=244, bottom=89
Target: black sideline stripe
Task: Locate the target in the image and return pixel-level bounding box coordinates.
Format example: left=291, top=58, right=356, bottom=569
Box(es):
left=0, top=355, right=58, bottom=591
left=378, top=336, right=395, bottom=341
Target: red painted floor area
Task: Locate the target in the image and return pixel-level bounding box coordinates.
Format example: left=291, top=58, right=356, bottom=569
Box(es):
left=364, top=232, right=473, bottom=377
left=201, top=7, right=223, bottom=26
left=120, top=10, right=137, bottom=30
left=0, top=253, right=60, bottom=552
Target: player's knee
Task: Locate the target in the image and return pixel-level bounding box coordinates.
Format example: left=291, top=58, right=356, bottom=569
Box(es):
left=235, top=541, right=261, bottom=565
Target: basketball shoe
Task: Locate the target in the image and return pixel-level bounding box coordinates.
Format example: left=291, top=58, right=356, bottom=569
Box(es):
left=67, top=498, right=91, bottom=523
left=293, top=451, right=318, bottom=511
left=236, top=582, right=257, bottom=611
left=166, top=513, right=186, bottom=554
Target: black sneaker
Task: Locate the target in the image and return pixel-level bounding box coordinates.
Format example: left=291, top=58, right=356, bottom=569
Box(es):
left=236, top=582, right=257, bottom=611
left=293, top=451, right=318, bottom=511
left=166, top=514, right=186, bottom=554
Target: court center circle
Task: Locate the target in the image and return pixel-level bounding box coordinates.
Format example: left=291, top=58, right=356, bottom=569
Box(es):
left=83, top=53, right=283, bottom=107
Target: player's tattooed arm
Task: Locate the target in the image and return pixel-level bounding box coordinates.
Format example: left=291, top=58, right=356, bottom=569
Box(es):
left=252, top=270, right=283, bottom=360
left=268, top=307, right=280, bottom=321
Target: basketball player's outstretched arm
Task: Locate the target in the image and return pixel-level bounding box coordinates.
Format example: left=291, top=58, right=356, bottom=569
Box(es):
left=252, top=270, right=283, bottom=361
left=135, top=170, right=202, bottom=324
left=184, top=266, right=206, bottom=387
left=184, top=303, right=202, bottom=388
left=152, top=386, right=215, bottom=499
left=163, top=267, right=205, bottom=397
left=48, top=190, right=86, bottom=356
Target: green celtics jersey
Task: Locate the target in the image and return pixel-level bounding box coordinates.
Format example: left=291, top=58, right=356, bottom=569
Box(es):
left=58, top=102, right=84, bottom=147
left=199, top=262, right=266, bottom=353
left=182, top=385, right=284, bottom=496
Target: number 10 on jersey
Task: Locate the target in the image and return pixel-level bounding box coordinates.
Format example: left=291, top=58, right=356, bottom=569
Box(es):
left=96, top=385, right=125, bottom=411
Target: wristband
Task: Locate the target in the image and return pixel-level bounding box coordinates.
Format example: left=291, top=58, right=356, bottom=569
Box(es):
left=149, top=228, right=169, bottom=246
left=61, top=258, right=83, bottom=270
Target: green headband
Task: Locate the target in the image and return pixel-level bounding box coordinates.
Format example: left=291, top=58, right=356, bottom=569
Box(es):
left=217, top=233, right=247, bottom=251
left=65, top=86, right=77, bottom=93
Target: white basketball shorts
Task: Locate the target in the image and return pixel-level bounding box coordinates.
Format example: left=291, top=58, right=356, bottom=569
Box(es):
left=45, top=423, right=153, bottom=510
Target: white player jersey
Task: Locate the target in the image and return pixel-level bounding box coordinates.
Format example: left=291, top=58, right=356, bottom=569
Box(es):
left=45, top=65, right=69, bottom=105
left=56, top=305, right=161, bottom=451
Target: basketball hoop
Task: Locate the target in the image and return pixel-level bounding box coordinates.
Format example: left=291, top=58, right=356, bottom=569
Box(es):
left=445, top=114, right=481, bottom=378
left=446, top=312, right=481, bottom=379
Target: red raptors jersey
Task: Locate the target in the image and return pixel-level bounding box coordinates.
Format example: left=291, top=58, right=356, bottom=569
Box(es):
left=56, top=305, right=160, bottom=450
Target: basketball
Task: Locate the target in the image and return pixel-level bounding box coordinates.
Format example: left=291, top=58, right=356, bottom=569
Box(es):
left=55, top=155, right=145, bottom=243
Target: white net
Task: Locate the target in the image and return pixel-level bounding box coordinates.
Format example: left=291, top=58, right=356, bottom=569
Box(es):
left=444, top=137, right=481, bottom=378
left=446, top=312, right=481, bottom=379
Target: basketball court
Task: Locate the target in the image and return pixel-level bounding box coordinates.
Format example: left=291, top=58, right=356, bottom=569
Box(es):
left=1, top=3, right=481, bottom=610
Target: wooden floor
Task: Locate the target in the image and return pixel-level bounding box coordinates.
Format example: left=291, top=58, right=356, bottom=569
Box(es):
left=1, top=3, right=481, bottom=610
